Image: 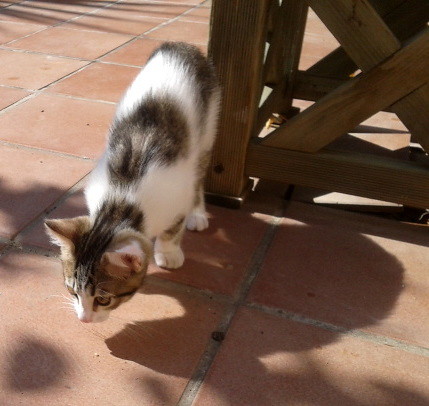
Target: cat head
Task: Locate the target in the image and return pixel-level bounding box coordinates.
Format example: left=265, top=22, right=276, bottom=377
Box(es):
left=45, top=216, right=152, bottom=323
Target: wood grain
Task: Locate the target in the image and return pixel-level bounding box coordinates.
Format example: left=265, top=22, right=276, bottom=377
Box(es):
left=206, top=0, right=271, bottom=196
left=247, top=142, right=429, bottom=208
left=262, top=29, right=429, bottom=152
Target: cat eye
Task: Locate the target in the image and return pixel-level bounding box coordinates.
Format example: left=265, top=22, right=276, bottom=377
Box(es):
left=96, top=296, right=111, bottom=306
left=67, top=286, right=77, bottom=298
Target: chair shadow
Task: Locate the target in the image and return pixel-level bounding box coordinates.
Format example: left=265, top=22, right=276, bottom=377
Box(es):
left=0, top=0, right=201, bottom=34
left=104, top=199, right=428, bottom=405
left=0, top=163, right=426, bottom=403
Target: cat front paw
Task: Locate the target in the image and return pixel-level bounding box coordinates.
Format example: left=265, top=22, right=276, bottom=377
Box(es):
left=186, top=212, right=209, bottom=231
left=154, top=248, right=185, bottom=269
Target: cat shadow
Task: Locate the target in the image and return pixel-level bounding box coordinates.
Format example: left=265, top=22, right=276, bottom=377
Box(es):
left=104, top=203, right=427, bottom=404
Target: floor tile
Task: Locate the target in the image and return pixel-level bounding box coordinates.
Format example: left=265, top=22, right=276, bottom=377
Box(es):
left=101, top=37, right=167, bottom=66
left=63, top=8, right=165, bottom=35
left=0, top=86, right=30, bottom=110
left=147, top=20, right=209, bottom=45
left=102, top=36, right=207, bottom=66
left=0, top=93, right=115, bottom=158
left=7, top=27, right=133, bottom=59
left=0, top=49, right=88, bottom=90
left=18, top=189, right=87, bottom=250
left=179, top=6, right=210, bottom=23
left=109, top=0, right=192, bottom=19
left=49, top=62, right=139, bottom=102
left=155, top=0, right=201, bottom=4
left=148, top=204, right=272, bottom=296
left=21, top=0, right=104, bottom=14
left=298, top=9, right=339, bottom=71
left=0, top=20, right=44, bottom=44
left=0, top=1, right=86, bottom=25
left=248, top=202, right=429, bottom=347
left=195, top=307, right=429, bottom=406
left=0, top=145, right=93, bottom=238
left=0, top=252, right=224, bottom=406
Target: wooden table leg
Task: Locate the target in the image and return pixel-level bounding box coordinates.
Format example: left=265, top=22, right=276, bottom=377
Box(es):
left=206, top=0, right=271, bottom=206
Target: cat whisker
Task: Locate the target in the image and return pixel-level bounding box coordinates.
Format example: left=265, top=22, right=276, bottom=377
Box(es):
left=59, top=307, right=76, bottom=315
left=62, top=293, right=74, bottom=300
left=60, top=303, right=75, bottom=308
left=60, top=307, right=75, bottom=311
left=48, top=294, right=74, bottom=303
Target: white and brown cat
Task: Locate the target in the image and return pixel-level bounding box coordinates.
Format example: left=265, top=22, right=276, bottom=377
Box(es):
left=45, top=42, right=220, bottom=323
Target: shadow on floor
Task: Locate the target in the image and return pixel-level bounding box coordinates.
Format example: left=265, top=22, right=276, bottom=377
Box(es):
left=5, top=335, right=70, bottom=392
left=0, top=0, right=198, bottom=35
left=103, top=202, right=428, bottom=405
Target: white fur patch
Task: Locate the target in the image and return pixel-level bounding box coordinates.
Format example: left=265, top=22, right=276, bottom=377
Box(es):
left=186, top=210, right=209, bottom=231
left=84, top=45, right=221, bottom=271
left=116, top=51, right=199, bottom=138
left=154, top=248, right=184, bottom=269
left=135, top=159, right=196, bottom=238
left=115, top=240, right=144, bottom=256
left=75, top=291, right=109, bottom=323
left=85, top=153, right=109, bottom=216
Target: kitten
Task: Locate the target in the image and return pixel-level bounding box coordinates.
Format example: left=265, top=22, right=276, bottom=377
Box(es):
left=45, top=42, right=220, bottom=323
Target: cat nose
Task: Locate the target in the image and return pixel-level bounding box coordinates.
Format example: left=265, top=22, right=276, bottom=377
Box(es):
left=79, top=315, right=92, bottom=323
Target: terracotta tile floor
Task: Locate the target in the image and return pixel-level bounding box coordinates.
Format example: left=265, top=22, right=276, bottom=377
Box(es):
left=0, top=1, right=428, bottom=405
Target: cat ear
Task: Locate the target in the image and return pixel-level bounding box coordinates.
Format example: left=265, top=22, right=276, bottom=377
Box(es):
left=101, top=251, right=143, bottom=280
left=45, top=216, right=90, bottom=249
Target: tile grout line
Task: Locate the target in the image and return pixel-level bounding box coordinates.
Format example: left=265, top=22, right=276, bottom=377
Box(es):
left=0, top=57, right=97, bottom=118
left=245, top=302, right=429, bottom=358
left=0, top=1, right=206, bottom=116
left=42, top=91, right=116, bottom=105
left=2, top=0, right=205, bottom=62
left=0, top=45, right=93, bottom=62
left=0, top=140, right=96, bottom=161
left=88, top=0, right=206, bottom=62
left=0, top=241, right=234, bottom=307
left=145, top=275, right=233, bottom=306
left=2, top=0, right=125, bottom=47
left=177, top=207, right=285, bottom=406
left=132, top=2, right=205, bottom=38
left=13, top=173, right=91, bottom=242
left=7, top=191, right=427, bottom=361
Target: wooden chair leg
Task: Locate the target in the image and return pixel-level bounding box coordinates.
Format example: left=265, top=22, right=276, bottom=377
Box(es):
left=206, top=0, right=271, bottom=203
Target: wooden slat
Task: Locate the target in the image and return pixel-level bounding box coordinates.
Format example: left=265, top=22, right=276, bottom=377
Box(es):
left=205, top=0, right=271, bottom=197
left=382, top=0, right=429, bottom=41
left=247, top=142, right=429, bottom=208
left=308, top=0, right=400, bottom=71
left=263, top=0, right=286, bottom=86
left=390, top=84, right=429, bottom=153
left=307, top=0, right=428, bottom=79
left=292, top=71, right=347, bottom=103
left=368, top=0, right=406, bottom=16
left=255, top=0, right=308, bottom=136
left=262, top=29, right=429, bottom=152
left=292, top=71, right=396, bottom=113
left=309, top=0, right=429, bottom=153
left=309, top=0, right=429, bottom=154
left=263, top=0, right=308, bottom=86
